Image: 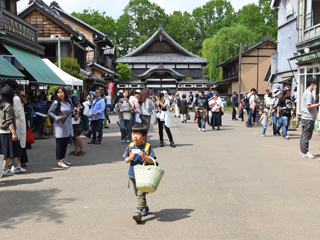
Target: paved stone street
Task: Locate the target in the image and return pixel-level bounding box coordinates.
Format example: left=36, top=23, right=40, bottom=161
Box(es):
left=1, top=113, right=320, bottom=239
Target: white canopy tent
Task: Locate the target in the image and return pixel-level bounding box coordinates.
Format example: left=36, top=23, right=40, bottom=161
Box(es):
left=42, top=59, right=83, bottom=87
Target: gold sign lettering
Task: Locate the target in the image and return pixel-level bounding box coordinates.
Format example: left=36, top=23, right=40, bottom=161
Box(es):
left=3, top=17, right=36, bottom=42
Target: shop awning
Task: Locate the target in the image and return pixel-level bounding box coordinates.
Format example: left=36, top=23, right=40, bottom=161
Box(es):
left=0, top=55, right=25, bottom=79
left=42, top=59, right=83, bottom=87
left=288, top=50, right=320, bottom=62
left=3, top=44, right=66, bottom=85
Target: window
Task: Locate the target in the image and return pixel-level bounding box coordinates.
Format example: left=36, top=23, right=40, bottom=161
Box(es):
left=1, top=0, right=6, bottom=9
left=305, top=0, right=320, bottom=28
left=190, top=69, right=201, bottom=79
left=133, top=69, right=145, bottom=77
left=176, top=69, right=188, bottom=77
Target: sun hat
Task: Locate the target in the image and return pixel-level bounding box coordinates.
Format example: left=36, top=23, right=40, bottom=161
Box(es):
left=273, top=89, right=281, bottom=97
left=283, top=87, right=291, bottom=92
left=263, top=109, right=269, bottom=113
left=233, top=90, right=237, bottom=94
left=134, top=89, right=141, bottom=93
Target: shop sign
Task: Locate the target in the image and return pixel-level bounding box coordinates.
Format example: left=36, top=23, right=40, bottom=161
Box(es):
left=0, top=13, right=37, bottom=42
left=107, top=81, right=114, bottom=99
left=300, top=52, right=320, bottom=62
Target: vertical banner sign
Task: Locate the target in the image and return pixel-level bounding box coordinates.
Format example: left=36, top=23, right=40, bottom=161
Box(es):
left=107, top=81, right=115, bottom=99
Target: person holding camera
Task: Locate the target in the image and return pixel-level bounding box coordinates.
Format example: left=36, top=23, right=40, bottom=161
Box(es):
left=66, top=87, right=85, bottom=156
left=48, top=87, right=80, bottom=168
left=115, top=89, right=134, bottom=143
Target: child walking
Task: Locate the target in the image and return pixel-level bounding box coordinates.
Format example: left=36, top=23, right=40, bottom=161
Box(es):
left=260, top=109, right=269, bottom=137
left=123, top=123, right=157, bottom=223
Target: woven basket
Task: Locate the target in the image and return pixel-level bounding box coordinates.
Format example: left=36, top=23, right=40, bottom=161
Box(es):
left=134, top=158, right=165, bottom=193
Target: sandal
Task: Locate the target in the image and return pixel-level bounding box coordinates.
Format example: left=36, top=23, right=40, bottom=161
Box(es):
left=68, top=151, right=75, bottom=155
left=75, top=151, right=86, bottom=156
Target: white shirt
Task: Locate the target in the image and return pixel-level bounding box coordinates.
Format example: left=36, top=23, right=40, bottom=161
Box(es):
left=209, top=98, right=222, bottom=112
left=105, top=96, right=111, bottom=105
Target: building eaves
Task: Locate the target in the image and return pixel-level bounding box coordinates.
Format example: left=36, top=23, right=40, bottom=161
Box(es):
left=117, top=26, right=207, bottom=63
left=216, top=38, right=276, bottom=68
left=88, top=62, right=120, bottom=78
left=19, top=0, right=96, bottom=49
left=117, top=54, right=207, bottom=64
left=138, top=64, right=185, bottom=79
left=52, top=6, right=114, bottom=47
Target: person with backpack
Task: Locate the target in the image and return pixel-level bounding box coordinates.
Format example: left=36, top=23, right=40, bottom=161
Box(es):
left=23, top=95, right=35, bottom=150
left=245, top=88, right=257, bottom=128
left=277, top=87, right=293, bottom=140
left=232, top=90, right=239, bottom=121
left=48, top=86, right=79, bottom=168
left=179, top=94, right=189, bottom=123
left=194, top=90, right=209, bottom=132
left=269, top=89, right=282, bottom=136
left=174, top=93, right=181, bottom=118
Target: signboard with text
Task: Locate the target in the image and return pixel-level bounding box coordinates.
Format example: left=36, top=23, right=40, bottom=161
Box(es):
left=106, top=81, right=115, bottom=99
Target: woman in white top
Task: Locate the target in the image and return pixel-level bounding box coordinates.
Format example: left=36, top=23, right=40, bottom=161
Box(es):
left=209, top=92, right=222, bottom=130
left=129, top=89, right=141, bottom=125
left=5, top=79, right=28, bottom=169
left=115, top=89, right=134, bottom=142
left=156, top=92, right=175, bottom=148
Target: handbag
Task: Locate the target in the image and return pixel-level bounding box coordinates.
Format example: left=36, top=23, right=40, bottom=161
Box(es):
left=26, top=127, right=35, bottom=145
left=135, top=113, right=142, bottom=123
left=186, top=114, right=190, bottom=120
left=123, top=112, right=132, bottom=121
left=133, top=157, right=165, bottom=193
left=220, top=109, right=224, bottom=116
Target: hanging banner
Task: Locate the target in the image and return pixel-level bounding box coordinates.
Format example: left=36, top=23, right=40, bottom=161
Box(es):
left=106, top=81, right=115, bottom=99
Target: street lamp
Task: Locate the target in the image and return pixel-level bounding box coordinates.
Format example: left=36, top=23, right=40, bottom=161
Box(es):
left=51, top=34, right=63, bottom=69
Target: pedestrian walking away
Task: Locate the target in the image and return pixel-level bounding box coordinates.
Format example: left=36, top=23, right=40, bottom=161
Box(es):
left=300, top=77, right=320, bottom=159
left=174, top=92, right=180, bottom=118
left=269, top=89, right=282, bottom=136
left=138, top=88, right=155, bottom=141
left=180, top=94, right=188, bottom=123
left=155, top=92, right=176, bottom=147
left=123, top=124, right=157, bottom=223
left=260, top=109, right=269, bottom=137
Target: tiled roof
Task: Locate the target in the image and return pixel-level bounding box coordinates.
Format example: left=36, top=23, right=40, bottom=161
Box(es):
left=88, top=62, right=120, bottom=78
left=117, top=26, right=207, bottom=64
left=138, top=64, right=185, bottom=80
left=20, top=0, right=96, bottom=48
left=216, top=36, right=276, bottom=68
left=52, top=4, right=114, bottom=47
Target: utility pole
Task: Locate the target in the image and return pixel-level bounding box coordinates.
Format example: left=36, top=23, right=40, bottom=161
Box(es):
left=237, top=42, right=242, bottom=107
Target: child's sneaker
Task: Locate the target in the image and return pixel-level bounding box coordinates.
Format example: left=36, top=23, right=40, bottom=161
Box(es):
left=133, top=211, right=142, bottom=223
left=141, top=205, right=149, bottom=216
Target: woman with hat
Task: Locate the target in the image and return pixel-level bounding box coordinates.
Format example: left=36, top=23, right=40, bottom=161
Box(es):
left=5, top=79, right=28, bottom=169
left=0, top=86, right=24, bottom=175
left=270, top=88, right=282, bottom=135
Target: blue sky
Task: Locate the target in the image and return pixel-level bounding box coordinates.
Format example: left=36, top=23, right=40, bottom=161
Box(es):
left=18, top=0, right=259, bottom=20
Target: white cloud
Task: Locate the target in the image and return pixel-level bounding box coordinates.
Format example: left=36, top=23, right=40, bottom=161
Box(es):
left=18, top=0, right=260, bottom=19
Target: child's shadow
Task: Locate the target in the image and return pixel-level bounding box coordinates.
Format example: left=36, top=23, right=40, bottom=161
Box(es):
left=140, top=208, right=194, bottom=224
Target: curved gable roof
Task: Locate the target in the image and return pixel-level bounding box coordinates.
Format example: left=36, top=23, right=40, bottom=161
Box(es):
left=117, top=26, right=207, bottom=64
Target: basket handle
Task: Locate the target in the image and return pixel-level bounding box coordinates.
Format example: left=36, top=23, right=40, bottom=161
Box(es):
left=143, top=157, right=156, bottom=166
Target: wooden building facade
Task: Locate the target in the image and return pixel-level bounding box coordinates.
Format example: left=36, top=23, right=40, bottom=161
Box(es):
left=215, top=37, right=277, bottom=96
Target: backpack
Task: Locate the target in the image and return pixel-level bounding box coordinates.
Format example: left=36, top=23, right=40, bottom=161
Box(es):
left=128, top=142, right=151, bottom=162
left=243, top=94, right=252, bottom=110
left=176, top=97, right=181, bottom=108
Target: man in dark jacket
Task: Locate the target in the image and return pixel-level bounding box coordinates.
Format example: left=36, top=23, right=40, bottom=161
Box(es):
left=194, top=90, right=209, bottom=132
left=232, top=90, right=239, bottom=121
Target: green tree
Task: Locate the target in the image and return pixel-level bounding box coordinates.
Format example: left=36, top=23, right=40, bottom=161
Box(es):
left=192, top=0, right=236, bottom=42
left=116, top=13, right=135, bottom=57
left=71, top=8, right=116, bottom=41
left=165, top=11, right=200, bottom=54
left=124, top=0, right=168, bottom=45
left=236, top=0, right=277, bottom=41
left=202, top=24, right=261, bottom=81
left=55, top=57, right=81, bottom=78
left=116, top=63, right=134, bottom=81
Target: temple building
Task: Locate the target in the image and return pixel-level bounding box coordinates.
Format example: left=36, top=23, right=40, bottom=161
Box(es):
left=116, top=26, right=210, bottom=95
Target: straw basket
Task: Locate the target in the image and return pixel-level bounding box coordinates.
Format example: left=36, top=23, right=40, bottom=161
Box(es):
left=134, top=158, right=165, bottom=193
